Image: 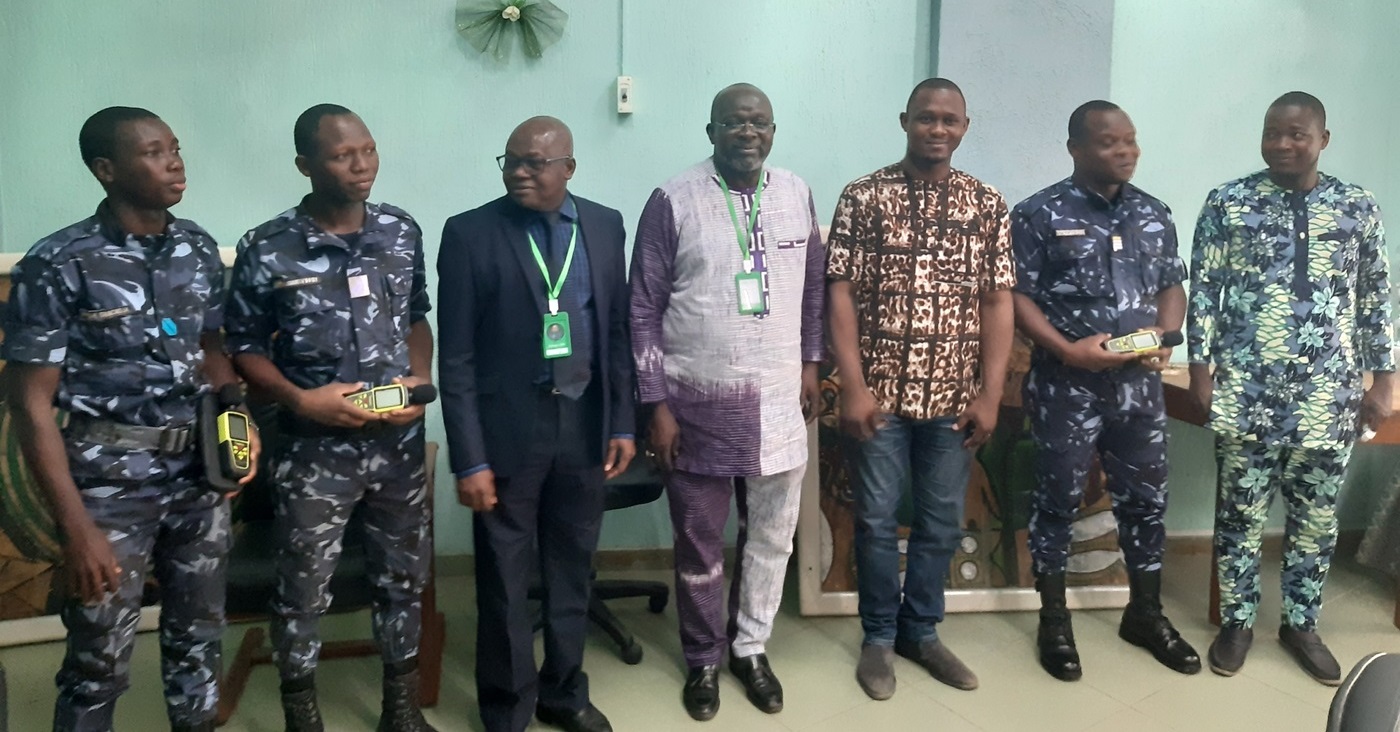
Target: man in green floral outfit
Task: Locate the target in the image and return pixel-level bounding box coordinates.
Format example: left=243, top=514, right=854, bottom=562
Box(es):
left=1188, top=91, right=1395, bottom=685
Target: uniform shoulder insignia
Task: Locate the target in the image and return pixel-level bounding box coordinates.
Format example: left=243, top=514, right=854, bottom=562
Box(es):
left=376, top=202, right=417, bottom=224
left=251, top=211, right=299, bottom=241
left=172, top=218, right=214, bottom=239
left=374, top=203, right=422, bottom=238
left=26, top=219, right=106, bottom=262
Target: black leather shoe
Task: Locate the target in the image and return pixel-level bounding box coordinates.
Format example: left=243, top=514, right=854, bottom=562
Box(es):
left=171, top=722, right=215, bottom=732
left=1207, top=626, right=1253, bottom=676
left=682, top=664, right=721, bottom=721
left=1038, top=608, right=1083, bottom=681
left=1278, top=625, right=1342, bottom=686
left=728, top=653, right=783, bottom=714
left=535, top=703, right=613, bottom=732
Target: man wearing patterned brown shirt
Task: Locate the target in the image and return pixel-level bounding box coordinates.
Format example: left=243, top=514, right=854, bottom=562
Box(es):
left=826, top=78, right=1015, bottom=700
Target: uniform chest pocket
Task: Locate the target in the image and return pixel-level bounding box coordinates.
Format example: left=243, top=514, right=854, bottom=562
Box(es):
left=74, top=308, right=148, bottom=356
left=383, top=272, right=412, bottom=338
left=1135, top=233, right=1167, bottom=290
left=278, top=288, right=348, bottom=362
left=1046, top=236, right=1113, bottom=298
left=158, top=281, right=212, bottom=343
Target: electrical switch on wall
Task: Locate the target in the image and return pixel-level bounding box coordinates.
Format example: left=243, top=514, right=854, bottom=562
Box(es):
left=617, top=75, right=634, bottom=114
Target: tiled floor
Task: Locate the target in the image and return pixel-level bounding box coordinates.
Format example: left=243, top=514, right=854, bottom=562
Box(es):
left=4, top=551, right=1399, bottom=731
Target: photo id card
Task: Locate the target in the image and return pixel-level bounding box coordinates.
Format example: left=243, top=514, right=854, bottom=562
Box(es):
left=735, top=271, right=765, bottom=315
left=542, top=312, right=573, bottom=359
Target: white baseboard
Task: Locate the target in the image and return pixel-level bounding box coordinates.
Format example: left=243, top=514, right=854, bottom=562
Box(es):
left=0, top=606, right=161, bottom=648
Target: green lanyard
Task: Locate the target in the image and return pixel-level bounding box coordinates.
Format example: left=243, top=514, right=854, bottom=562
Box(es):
left=526, top=222, right=577, bottom=315
left=719, top=171, right=764, bottom=272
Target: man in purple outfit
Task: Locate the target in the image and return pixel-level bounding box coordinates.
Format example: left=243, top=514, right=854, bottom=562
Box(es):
left=629, top=83, right=824, bottom=722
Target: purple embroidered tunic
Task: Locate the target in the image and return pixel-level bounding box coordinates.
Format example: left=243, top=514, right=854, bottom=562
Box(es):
left=630, top=160, right=825, bottom=477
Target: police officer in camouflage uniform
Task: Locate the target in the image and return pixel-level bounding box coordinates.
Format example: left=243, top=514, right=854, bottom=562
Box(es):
left=3, top=106, right=251, bottom=732
left=224, top=104, right=436, bottom=732
left=1010, top=101, right=1200, bottom=681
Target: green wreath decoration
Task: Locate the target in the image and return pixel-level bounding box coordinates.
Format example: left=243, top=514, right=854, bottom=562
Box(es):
left=457, top=0, right=568, bottom=61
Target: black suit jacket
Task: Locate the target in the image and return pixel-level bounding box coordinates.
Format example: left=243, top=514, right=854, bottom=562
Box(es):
left=437, top=194, right=636, bottom=478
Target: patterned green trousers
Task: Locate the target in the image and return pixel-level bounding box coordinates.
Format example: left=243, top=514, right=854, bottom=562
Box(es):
left=1214, top=436, right=1352, bottom=631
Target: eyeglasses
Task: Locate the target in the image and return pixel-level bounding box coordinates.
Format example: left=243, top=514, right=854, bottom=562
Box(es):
left=497, top=154, right=573, bottom=173
left=714, top=120, right=775, bottom=134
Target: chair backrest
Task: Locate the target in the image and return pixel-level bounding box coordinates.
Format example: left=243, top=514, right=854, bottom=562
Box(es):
left=1328, top=652, right=1400, bottom=732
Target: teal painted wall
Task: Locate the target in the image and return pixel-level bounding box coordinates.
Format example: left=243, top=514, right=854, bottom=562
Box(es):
left=0, top=0, right=932, bottom=253
left=1111, top=0, right=1400, bottom=533
left=1, top=0, right=1393, bottom=552
left=0, top=0, right=934, bottom=552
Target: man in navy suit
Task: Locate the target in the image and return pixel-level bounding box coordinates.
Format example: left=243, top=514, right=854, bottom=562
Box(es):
left=437, top=116, right=636, bottom=732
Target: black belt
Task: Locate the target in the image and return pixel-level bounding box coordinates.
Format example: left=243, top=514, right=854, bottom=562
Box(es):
left=65, top=416, right=196, bottom=455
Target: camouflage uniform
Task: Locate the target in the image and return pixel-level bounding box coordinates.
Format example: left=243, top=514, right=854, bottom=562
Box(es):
left=1011, top=180, right=1187, bottom=575
left=224, top=200, right=432, bottom=681
left=1, top=203, right=230, bottom=731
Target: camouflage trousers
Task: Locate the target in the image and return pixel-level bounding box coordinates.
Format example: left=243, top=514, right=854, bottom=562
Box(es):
left=1025, top=364, right=1168, bottom=576
left=270, top=422, right=430, bottom=681
left=1214, top=435, right=1352, bottom=631
left=55, top=479, right=229, bottom=731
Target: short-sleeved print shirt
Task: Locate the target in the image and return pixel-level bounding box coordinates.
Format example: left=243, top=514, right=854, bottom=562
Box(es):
left=826, top=164, right=1016, bottom=421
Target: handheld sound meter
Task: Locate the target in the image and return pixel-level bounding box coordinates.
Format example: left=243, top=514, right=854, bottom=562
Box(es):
left=201, top=384, right=253, bottom=493
left=217, top=410, right=253, bottom=476
left=344, top=383, right=439, bottom=413
left=1103, top=329, right=1183, bottom=355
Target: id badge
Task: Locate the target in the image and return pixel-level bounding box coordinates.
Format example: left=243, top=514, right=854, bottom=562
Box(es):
left=542, top=312, right=573, bottom=359
left=735, top=271, right=765, bottom=315
left=348, top=274, right=371, bottom=298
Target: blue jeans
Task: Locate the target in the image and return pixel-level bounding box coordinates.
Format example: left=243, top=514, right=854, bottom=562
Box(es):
left=853, top=415, right=971, bottom=646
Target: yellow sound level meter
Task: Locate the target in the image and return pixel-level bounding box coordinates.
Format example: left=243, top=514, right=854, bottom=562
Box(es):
left=1103, top=329, right=1182, bottom=355
left=217, top=411, right=252, bottom=476
left=202, top=384, right=253, bottom=493
left=1103, top=330, right=1161, bottom=354
left=343, top=383, right=438, bottom=413
left=345, top=384, right=409, bottom=413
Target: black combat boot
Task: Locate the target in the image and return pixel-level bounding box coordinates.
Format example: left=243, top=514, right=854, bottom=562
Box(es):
left=1036, top=573, right=1082, bottom=681
left=280, top=674, right=325, bottom=732
left=378, top=659, right=439, bottom=732
left=1118, top=570, right=1201, bottom=674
